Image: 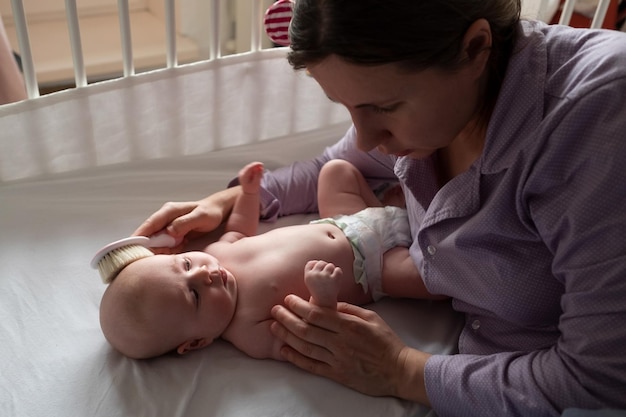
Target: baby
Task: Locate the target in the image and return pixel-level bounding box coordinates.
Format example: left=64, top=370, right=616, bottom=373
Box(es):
left=99, top=159, right=439, bottom=360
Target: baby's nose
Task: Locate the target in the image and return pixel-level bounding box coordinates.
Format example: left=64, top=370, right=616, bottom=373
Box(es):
left=207, top=267, right=222, bottom=284
left=193, top=265, right=219, bottom=285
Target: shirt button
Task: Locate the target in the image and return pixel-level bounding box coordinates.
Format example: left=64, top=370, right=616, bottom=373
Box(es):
left=471, top=320, right=481, bottom=330
left=427, top=245, right=437, bottom=255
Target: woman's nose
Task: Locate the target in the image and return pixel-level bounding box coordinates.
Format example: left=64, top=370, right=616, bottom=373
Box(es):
left=351, top=116, right=389, bottom=152
left=356, top=128, right=391, bottom=152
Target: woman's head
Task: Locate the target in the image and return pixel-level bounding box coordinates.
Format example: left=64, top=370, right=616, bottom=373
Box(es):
left=289, top=0, right=521, bottom=159
left=288, top=0, right=520, bottom=73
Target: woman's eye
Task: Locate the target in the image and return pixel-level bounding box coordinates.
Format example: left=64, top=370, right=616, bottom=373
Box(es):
left=372, top=106, right=395, bottom=114
left=371, top=102, right=400, bottom=114
left=184, top=258, right=191, bottom=271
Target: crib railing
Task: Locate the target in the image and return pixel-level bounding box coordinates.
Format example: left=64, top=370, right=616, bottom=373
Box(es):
left=557, top=0, right=612, bottom=27
left=5, top=0, right=272, bottom=99
left=4, top=0, right=615, bottom=100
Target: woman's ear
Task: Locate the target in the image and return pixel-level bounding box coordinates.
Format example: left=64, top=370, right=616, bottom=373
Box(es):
left=177, top=338, right=211, bottom=355
left=462, top=18, right=492, bottom=76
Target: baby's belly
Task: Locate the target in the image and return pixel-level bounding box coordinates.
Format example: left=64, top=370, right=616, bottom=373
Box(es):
left=238, top=223, right=355, bottom=282
left=269, top=223, right=353, bottom=265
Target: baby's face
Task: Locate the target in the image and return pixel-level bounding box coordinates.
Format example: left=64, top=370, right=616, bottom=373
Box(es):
left=122, top=251, right=238, bottom=348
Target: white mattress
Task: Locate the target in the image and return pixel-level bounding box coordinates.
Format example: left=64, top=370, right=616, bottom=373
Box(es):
left=0, top=50, right=463, bottom=417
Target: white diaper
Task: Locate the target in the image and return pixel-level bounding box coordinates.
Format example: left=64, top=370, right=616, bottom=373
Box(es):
left=311, top=206, right=412, bottom=300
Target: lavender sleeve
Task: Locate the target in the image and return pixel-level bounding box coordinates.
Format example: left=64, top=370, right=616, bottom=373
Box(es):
left=253, top=125, right=397, bottom=221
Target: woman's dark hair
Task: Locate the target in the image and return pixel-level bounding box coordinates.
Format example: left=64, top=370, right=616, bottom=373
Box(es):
left=288, top=0, right=520, bottom=71
left=287, top=0, right=521, bottom=119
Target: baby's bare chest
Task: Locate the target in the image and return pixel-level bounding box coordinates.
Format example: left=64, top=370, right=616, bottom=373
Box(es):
left=226, top=223, right=354, bottom=313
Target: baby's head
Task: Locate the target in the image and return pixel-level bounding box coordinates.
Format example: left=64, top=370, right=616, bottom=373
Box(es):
left=99, top=251, right=238, bottom=359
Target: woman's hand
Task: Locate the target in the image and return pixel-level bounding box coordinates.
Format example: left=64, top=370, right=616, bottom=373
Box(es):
left=133, top=186, right=243, bottom=253
left=270, top=295, right=431, bottom=405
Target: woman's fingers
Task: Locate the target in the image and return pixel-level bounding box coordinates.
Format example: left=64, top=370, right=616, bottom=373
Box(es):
left=336, top=301, right=381, bottom=321
left=133, top=200, right=223, bottom=241
left=270, top=307, right=349, bottom=381
left=168, top=205, right=219, bottom=236
left=133, top=201, right=196, bottom=237
left=271, top=295, right=422, bottom=398
left=271, top=296, right=385, bottom=348
left=283, top=294, right=347, bottom=332
left=271, top=302, right=337, bottom=361
left=270, top=297, right=389, bottom=369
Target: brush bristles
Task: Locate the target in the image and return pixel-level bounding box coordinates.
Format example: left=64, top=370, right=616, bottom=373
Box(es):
left=97, top=244, right=154, bottom=284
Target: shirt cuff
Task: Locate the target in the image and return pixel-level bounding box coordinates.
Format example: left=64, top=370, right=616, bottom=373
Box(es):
left=424, top=354, right=454, bottom=415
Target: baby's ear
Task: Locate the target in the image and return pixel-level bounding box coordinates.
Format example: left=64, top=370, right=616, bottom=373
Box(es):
left=176, top=338, right=211, bottom=355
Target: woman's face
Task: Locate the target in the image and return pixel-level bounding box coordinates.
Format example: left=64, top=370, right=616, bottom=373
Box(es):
left=307, top=55, right=486, bottom=159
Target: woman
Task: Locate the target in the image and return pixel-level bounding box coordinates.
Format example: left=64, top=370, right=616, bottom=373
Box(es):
left=134, top=0, right=626, bottom=415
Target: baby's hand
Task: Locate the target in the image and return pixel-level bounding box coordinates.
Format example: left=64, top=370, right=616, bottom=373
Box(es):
left=238, top=162, right=264, bottom=194
left=304, top=260, right=342, bottom=309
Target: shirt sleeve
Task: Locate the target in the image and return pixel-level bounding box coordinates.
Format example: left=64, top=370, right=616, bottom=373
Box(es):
left=254, top=125, right=398, bottom=221
left=424, top=79, right=626, bottom=416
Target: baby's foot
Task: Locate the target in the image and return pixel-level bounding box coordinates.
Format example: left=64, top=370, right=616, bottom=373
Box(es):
left=238, top=161, right=264, bottom=194
left=304, top=260, right=342, bottom=309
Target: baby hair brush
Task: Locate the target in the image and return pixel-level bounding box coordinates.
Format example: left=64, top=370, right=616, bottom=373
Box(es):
left=90, top=232, right=182, bottom=284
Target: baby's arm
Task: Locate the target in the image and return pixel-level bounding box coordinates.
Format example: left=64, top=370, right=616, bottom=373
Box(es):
left=220, top=162, right=264, bottom=242
left=304, top=260, right=342, bottom=308
left=382, top=247, right=447, bottom=300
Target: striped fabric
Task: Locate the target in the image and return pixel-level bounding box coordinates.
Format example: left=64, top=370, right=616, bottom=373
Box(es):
left=264, top=0, right=294, bottom=46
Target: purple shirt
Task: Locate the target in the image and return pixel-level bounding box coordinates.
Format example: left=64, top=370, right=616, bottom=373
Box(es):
left=257, top=21, right=626, bottom=416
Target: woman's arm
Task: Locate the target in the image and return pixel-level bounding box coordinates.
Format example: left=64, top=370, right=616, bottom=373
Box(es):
left=134, top=125, right=396, bottom=245
left=258, top=125, right=397, bottom=220
left=381, top=247, right=447, bottom=300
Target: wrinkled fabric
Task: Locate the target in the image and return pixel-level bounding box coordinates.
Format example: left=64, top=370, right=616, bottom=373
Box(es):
left=313, top=206, right=412, bottom=300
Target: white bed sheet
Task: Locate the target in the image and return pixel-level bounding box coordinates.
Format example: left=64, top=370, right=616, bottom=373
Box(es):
left=0, top=51, right=463, bottom=417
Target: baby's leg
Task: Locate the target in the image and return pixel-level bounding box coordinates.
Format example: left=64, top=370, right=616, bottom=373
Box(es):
left=304, top=260, right=342, bottom=309
left=379, top=184, right=406, bottom=208
left=318, top=159, right=382, bottom=218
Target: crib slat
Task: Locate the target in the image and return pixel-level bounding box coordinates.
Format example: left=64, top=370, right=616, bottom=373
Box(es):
left=9, top=0, right=39, bottom=99
left=117, top=0, right=134, bottom=76
left=558, top=0, right=578, bottom=25
left=64, top=0, right=87, bottom=87
left=250, top=0, right=263, bottom=52
left=165, top=0, right=177, bottom=68
left=210, top=0, right=221, bottom=59
left=590, top=0, right=611, bottom=28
